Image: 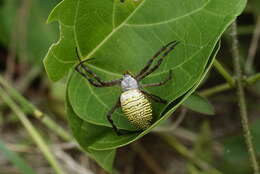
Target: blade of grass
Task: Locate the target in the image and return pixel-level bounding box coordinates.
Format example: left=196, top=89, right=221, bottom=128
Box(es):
left=0, top=139, right=37, bottom=174
left=0, top=86, right=66, bottom=174
left=0, top=75, right=72, bottom=141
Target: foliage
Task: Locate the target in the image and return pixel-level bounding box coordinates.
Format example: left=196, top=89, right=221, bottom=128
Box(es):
left=43, top=0, right=246, bottom=171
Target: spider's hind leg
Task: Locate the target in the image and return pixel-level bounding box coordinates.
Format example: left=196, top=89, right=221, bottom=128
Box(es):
left=141, top=90, right=167, bottom=104
left=107, top=98, right=123, bottom=135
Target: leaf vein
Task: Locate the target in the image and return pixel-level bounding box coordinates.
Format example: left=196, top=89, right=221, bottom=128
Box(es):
left=124, top=0, right=211, bottom=27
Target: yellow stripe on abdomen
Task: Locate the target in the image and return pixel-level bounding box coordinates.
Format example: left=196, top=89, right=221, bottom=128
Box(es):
left=120, top=89, right=152, bottom=129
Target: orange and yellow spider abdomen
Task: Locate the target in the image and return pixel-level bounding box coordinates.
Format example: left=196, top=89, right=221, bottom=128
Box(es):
left=120, top=89, right=152, bottom=129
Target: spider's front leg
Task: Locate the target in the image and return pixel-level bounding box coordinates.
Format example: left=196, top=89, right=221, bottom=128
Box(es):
left=75, top=48, right=121, bottom=87
left=136, top=41, right=180, bottom=80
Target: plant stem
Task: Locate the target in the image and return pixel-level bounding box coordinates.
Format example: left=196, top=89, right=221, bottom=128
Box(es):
left=213, top=59, right=235, bottom=86
left=231, top=22, right=260, bottom=174
left=245, top=16, right=260, bottom=75
left=159, top=134, right=222, bottom=174
left=200, top=83, right=231, bottom=97
left=199, top=72, right=260, bottom=97
left=0, top=75, right=72, bottom=141
left=0, top=87, right=66, bottom=174
left=247, top=73, right=260, bottom=85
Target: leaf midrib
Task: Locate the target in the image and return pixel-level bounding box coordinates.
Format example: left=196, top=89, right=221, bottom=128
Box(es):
left=74, top=0, right=146, bottom=60
left=72, top=0, right=212, bottom=78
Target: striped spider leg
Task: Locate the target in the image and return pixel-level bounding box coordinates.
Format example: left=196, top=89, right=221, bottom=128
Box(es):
left=136, top=41, right=180, bottom=104
left=74, top=41, right=180, bottom=136
left=75, top=48, right=122, bottom=87
left=74, top=48, right=123, bottom=134
left=135, top=41, right=179, bottom=80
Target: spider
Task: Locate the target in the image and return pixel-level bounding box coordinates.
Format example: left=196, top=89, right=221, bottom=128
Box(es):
left=75, top=41, right=180, bottom=135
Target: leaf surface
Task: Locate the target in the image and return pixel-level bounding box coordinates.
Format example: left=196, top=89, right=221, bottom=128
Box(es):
left=64, top=0, right=245, bottom=130
left=183, top=93, right=215, bottom=115
left=45, top=0, right=245, bottom=147
left=66, top=95, right=116, bottom=173
left=66, top=42, right=219, bottom=151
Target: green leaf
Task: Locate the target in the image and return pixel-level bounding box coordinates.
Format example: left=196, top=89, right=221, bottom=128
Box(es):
left=44, top=0, right=141, bottom=81
left=65, top=0, right=245, bottom=131
left=66, top=42, right=219, bottom=151
left=0, top=139, right=37, bottom=174
left=183, top=93, right=215, bottom=115
left=45, top=0, right=245, bottom=149
left=66, top=93, right=116, bottom=173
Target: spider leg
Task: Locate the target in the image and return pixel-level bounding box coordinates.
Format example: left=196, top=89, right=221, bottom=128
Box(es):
left=141, top=90, right=167, bottom=104
left=141, top=70, right=172, bottom=88
left=75, top=65, right=104, bottom=87
left=75, top=48, right=122, bottom=87
left=107, top=98, right=122, bottom=135
left=136, top=41, right=177, bottom=79
left=137, top=41, right=180, bottom=80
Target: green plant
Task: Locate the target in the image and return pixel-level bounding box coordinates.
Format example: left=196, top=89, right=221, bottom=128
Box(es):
left=42, top=0, right=256, bottom=172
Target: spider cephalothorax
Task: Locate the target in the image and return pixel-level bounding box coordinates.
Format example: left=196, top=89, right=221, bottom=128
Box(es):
left=75, top=41, right=180, bottom=135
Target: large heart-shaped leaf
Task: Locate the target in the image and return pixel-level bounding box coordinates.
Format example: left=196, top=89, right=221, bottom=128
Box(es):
left=61, top=0, right=245, bottom=131
left=44, top=0, right=246, bottom=163
left=66, top=42, right=219, bottom=152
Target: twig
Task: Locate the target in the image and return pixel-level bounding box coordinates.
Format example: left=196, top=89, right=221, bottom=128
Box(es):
left=230, top=22, right=260, bottom=174
left=245, top=16, right=260, bottom=75
left=159, top=134, right=222, bottom=174
left=199, top=72, right=260, bottom=97
left=131, top=142, right=171, bottom=174
left=247, top=73, right=260, bottom=85
left=0, top=75, right=72, bottom=141
left=0, top=86, right=66, bottom=174
left=213, top=59, right=235, bottom=86
left=238, top=25, right=254, bottom=35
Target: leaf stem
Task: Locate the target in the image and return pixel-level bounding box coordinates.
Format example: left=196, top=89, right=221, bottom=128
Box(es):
left=0, top=75, right=72, bottom=141
left=0, top=87, right=66, bottom=174
left=245, top=16, right=260, bottom=75
left=230, top=22, right=260, bottom=174
left=199, top=72, right=260, bottom=97
left=213, top=59, right=235, bottom=86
